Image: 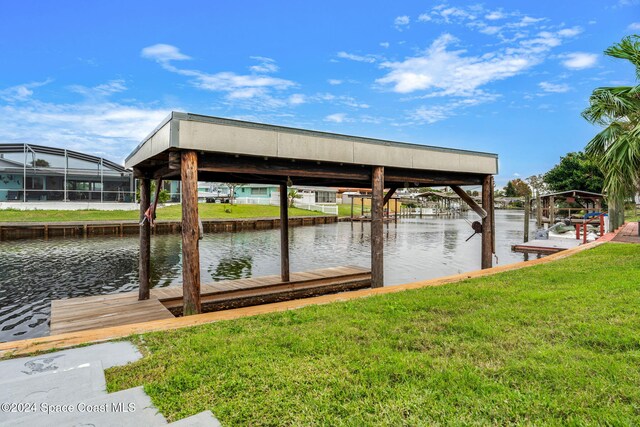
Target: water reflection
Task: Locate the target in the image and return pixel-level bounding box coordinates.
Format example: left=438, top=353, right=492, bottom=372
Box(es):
left=0, top=211, right=534, bottom=341
left=210, top=255, right=253, bottom=281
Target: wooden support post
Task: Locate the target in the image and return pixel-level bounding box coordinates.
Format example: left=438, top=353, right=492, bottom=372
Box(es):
left=524, top=194, right=530, bottom=243
left=394, top=198, right=398, bottom=224
left=491, top=177, right=495, bottom=255
left=549, top=196, right=555, bottom=225
left=371, top=166, right=384, bottom=288
left=181, top=151, right=201, bottom=316
left=280, top=184, right=290, bottom=282
left=350, top=195, right=354, bottom=221
left=139, top=177, right=151, bottom=300
left=481, top=175, right=494, bottom=269
left=536, top=192, right=542, bottom=228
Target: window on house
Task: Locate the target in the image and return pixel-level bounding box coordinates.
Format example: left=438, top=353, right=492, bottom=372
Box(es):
left=26, top=176, right=44, bottom=189
left=315, top=191, right=336, bottom=203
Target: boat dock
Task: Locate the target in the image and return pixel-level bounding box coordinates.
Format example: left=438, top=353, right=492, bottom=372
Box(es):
left=512, top=239, right=582, bottom=254
left=50, top=266, right=371, bottom=335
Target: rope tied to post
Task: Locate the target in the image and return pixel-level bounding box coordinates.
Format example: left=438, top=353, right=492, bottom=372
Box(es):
left=140, top=178, right=163, bottom=228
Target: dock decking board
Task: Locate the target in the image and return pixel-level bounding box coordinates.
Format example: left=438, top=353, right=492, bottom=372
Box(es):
left=50, top=296, right=174, bottom=335
left=50, top=266, right=371, bottom=335
left=511, top=239, right=582, bottom=254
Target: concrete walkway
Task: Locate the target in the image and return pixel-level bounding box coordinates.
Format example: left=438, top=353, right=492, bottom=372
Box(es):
left=612, top=222, right=640, bottom=243
left=0, top=341, right=221, bottom=426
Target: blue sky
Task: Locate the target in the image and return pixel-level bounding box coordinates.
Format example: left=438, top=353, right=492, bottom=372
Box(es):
left=0, top=0, right=638, bottom=187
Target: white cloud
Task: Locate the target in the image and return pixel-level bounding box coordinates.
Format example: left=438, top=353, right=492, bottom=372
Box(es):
left=410, top=105, right=452, bottom=124
left=628, top=22, right=640, bottom=30
left=539, top=81, right=570, bottom=93
left=394, top=15, right=410, bottom=29
left=485, top=10, right=505, bottom=20
left=418, top=13, right=431, bottom=22
left=380, top=42, right=390, bottom=48
left=140, top=44, right=191, bottom=62
left=69, top=80, right=127, bottom=98
left=432, top=7, right=474, bottom=23
left=0, top=83, right=170, bottom=161
left=193, top=72, right=295, bottom=93
left=337, top=51, right=377, bottom=63
left=315, top=93, right=369, bottom=109
left=376, top=33, right=532, bottom=96
left=0, top=80, right=52, bottom=102
left=328, top=79, right=343, bottom=85
left=408, top=97, right=494, bottom=125
left=561, top=52, right=598, bottom=70
left=325, top=113, right=348, bottom=123
left=288, top=94, right=306, bottom=105
left=141, top=44, right=298, bottom=104
left=249, top=56, right=278, bottom=73
left=480, top=26, right=501, bottom=35
left=557, top=27, right=583, bottom=37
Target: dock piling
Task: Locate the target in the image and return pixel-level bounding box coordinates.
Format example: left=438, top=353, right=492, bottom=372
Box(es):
left=181, top=151, right=201, bottom=315
left=138, top=176, right=151, bottom=300
left=371, top=166, right=384, bottom=287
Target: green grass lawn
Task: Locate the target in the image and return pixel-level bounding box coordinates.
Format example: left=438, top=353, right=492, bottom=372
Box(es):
left=106, top=243, right=640, bottom=425
left=337, top=203, right=364, bottom=217
left=625, top=207, right=639, bottom=222
left=0, top=204, right=323, bottom=222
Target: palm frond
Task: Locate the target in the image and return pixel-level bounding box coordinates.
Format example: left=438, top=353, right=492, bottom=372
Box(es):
left=604, top=35, right=640, bottom=79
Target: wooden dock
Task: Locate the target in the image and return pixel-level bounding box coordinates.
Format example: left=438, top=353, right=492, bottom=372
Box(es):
left=511, top=239, right=582, bottom=254
left=50, top=266, right=371, bottom=335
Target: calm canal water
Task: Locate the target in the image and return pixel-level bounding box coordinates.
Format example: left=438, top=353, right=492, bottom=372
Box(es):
left=0, top=210, right=534, bottom=342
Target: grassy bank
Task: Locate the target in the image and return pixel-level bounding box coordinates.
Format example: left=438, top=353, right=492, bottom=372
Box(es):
left=106, top=243, right=640, bottom=425
left=0, top=204, right=323, bottom=222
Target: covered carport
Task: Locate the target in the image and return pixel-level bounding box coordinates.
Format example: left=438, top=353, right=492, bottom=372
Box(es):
left=125, top=112, right=498, bottom=316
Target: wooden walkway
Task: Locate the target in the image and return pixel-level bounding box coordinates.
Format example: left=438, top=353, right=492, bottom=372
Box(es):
left=50, top=266, right=371, bottom=335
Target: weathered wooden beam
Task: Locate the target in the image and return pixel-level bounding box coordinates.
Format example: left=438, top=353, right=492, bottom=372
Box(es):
left=199, top=156, right=370, bottom=182
left=450, top=185, right=487, bottom=219
left=371, top=166, right=384, bottom=288
left=383, top=187, right=398, bottom=206
left=138, top=178, right=151, bottom=301
left=385, top=168, right=483, bottom=186
left=280, top=184, right=290, bottom=282
left=481, top=175, right=494, bottom=269
left=198, top=154, right=484, bottom=186
left=181, top=151, right=201, bottom=315
left=168, top=151, right=181, bottom=170
left=153, top=166, right=180, bottom=180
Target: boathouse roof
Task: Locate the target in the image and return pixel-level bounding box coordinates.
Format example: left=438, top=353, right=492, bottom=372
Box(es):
left=125, top=112, right=498, bottom=187
left=541, top=190, right=604, bottom=199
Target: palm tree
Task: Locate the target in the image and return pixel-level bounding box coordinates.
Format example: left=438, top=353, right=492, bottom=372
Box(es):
left=582, top=35, right=640, bottom=230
